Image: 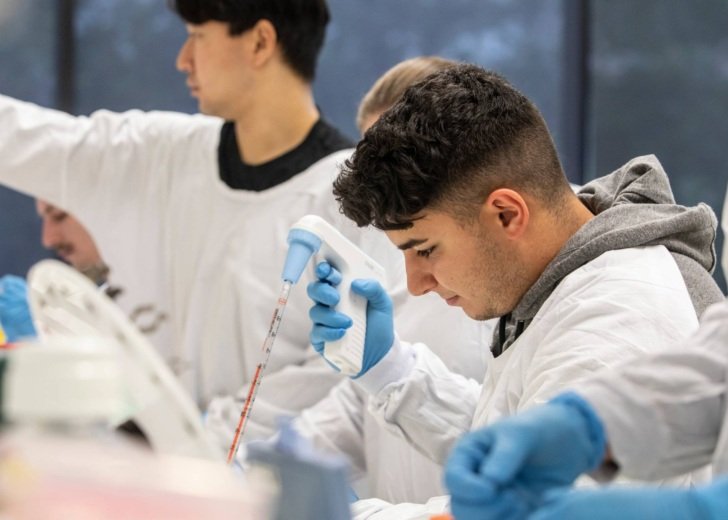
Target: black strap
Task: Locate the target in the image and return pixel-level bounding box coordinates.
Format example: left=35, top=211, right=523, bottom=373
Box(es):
left=493, top=313, right=510, bottom=358
left=515, top=320, right=525, bottom=339
left=493, top=313, right=526, bottom=358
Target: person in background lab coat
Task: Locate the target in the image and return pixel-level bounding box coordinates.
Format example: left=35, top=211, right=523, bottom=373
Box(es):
left=0, top=0, right=411, bottom=441
left=0, top=200, right=113, bottom=342
left=0, top=200, right=165, bottom=343
left=306, top=64, right=723, bottom=519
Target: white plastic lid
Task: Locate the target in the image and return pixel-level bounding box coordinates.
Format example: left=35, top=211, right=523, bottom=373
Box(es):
left=3, top=337, right=125, bottom=425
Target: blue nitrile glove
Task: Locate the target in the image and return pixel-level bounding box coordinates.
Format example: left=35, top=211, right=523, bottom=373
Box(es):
left=0, top=275, right=37, bottom=342
left=531, top=476, right=728, bottom=520
left=444, top=392, right=606, bottom=520
left=308, top=261, right=394, bottom=377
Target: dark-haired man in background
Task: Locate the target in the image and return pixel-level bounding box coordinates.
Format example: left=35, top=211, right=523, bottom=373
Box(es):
left=0, top=0, right=406, bottom=441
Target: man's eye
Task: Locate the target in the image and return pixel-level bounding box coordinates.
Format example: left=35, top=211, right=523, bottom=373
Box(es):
left=416, top=246, right=435, bottom=258
left=51, top=212, right=68, bottom=223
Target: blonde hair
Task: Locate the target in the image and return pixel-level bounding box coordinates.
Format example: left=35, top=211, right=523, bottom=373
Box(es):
left=357, top=56, right=457, bottom=133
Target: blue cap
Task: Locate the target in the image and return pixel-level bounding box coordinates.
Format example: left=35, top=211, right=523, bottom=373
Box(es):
left=282, top=229, right=322, bottom=283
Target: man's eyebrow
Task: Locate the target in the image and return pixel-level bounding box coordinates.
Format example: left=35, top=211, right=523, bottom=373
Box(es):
left=396, top=238, right=428, bottom=251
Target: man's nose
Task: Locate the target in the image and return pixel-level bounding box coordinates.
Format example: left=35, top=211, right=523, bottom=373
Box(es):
left=404, top=254, right=437, bottom=296
left=40, top=221, right=59, bottom=249
left=176, top=38, right=192, bottom=73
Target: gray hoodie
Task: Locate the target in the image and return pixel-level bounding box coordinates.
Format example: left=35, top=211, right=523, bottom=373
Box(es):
left=494, top=155, right=723, bottom=356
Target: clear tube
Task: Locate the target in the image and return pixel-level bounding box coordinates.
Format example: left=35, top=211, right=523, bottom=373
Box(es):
left=226, top=281, right=293, bottom=464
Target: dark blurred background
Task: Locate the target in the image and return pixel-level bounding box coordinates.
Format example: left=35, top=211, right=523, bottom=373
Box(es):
left=1, top=0, right=727, bottom=288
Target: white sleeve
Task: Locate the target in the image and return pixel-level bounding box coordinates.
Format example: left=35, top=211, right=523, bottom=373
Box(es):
left=0, top=93, right=219, bottom=220
left=351, top=495, right=450, bottom=520
left=579, top=299, right=728, bottom=481
left=205, top=353, right=345, bottom=449
left=291, top=379, right=369, bottom=480
left=355, top=338, right=482, bottom=465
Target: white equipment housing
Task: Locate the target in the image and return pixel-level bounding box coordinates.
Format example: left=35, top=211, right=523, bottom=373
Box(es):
left=26, top=260, right=221, bottom=461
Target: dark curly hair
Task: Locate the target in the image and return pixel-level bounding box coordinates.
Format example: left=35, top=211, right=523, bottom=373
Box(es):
left=170, top=0, right=329, bottom=81
left=334, top=64, right=570, bottom=230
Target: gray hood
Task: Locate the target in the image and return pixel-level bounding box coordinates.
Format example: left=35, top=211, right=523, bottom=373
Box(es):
left=494, top=155, right=722, bottom=355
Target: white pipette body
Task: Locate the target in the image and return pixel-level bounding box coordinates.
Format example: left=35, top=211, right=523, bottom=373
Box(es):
left=283, top=215, right=386, bottom=376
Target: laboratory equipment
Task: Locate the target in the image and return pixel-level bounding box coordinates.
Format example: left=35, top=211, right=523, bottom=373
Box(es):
left=227, top=215, right=385, bottom=463
left=0, top=434, right=274, bottom=519
left=284, top=214, right=386, bottom=375
left=0, top=259, right=351, bottom=517
left=227, top=281, right=292, bottom=464
left=25, top=259, right=220, bottom=460
left=3, top=339, right=125, bottom=426
left=246, top=419, right=351, bottom=520
left=0, top=333, right=275, bottom=518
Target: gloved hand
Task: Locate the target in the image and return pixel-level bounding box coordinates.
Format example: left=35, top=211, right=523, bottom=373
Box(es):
left=308, top=261, right=394, bottom=377
left=0, top=275, right=37, bottom=342
left=444, top=392, right=606, bottom=520
left=530, top=476, right=728, bottom=520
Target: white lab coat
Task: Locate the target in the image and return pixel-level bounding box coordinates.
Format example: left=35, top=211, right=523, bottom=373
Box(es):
left=579, top=298, right=728, bottom=481
left=349, top=245, right=702, bottom=519
left=0, top=94, right=407, bottom=439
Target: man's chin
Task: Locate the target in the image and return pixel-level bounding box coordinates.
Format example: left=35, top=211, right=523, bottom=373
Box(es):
left=464, top=307, right=498, bottom=322
left=197, top=102, right=224, bottom=119
left=461, top=307, right=485, bottom=321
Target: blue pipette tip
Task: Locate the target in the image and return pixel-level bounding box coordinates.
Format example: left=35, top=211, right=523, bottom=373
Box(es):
left=282, top=229, right=322, bottom=283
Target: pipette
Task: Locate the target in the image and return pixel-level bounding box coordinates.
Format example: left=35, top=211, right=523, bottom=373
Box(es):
left=226, top=215, right=385, bottom=464
left=284, top=215, right=385, bottom=375
left=226, top=281, right=292, bottom=464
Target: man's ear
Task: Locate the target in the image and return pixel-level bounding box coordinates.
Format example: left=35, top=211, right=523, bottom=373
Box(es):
left=250, top=19, right=278, bottom=67
left=479, top=188, right=530, bottom=240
